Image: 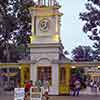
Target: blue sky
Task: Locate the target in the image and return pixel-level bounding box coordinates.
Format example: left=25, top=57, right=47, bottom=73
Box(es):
left=60, top=0, right=93, bottom=56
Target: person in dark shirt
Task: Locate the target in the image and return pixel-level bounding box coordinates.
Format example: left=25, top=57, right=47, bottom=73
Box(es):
left=24, top=80, right=33, bottom=100
left=25, top=80, right=33, bottom=93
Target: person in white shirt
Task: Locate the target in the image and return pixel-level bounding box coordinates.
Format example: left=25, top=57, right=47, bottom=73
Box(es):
left=43, top=80, right=49, bottom=100
left=73, top=79, right=81, bottom=96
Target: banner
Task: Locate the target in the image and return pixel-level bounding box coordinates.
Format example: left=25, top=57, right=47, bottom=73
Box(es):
left=14, top=88, right=25, bottom=100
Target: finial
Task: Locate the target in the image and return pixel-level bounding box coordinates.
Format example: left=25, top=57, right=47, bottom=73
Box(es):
left=33, top=0, right=60, bottom=7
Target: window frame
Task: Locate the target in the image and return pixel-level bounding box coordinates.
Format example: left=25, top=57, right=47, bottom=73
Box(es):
left=37, top=66, right=52, bottom=85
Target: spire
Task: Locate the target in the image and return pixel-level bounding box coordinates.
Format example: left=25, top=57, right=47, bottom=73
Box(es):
left=33, top=0, right=60, bottom=7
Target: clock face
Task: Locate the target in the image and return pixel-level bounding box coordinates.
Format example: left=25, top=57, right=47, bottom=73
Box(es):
left=39, top=18, right=49, bottom=32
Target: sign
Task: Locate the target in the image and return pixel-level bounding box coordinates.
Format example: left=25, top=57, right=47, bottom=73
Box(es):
left=14, top=88, right=25, bottom=100
left=30, top=86, right=42, bottom=100
left=0, top=72, right=17, bottom=76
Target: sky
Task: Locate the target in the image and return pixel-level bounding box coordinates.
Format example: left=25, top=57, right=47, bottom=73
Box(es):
left=60, top=0, right=93, bottom=57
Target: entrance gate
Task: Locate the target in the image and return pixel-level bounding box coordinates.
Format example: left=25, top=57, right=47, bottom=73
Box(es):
left=0, top=63, right=30, bottom=94
left=59, top=61, right=100, bottom=95
left=0, top=67, right=20, bottom=92
left=71, top=62, right=100, bottom=82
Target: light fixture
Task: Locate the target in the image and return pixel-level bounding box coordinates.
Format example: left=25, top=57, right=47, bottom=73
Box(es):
left=98, top=66, right=100, bottom=69
left=71, top=66, right=76, bottom=69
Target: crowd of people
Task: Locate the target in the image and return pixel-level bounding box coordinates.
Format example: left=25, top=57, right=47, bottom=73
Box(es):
left=24, top=80, right=49, bottom=100
left=88, top=80, right=100, bottom=95
left=70, top=76, right=100, bottom=96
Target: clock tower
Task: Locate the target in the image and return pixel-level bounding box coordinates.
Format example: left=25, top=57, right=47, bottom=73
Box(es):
left=29, top=0, right=63, bottom=43
left=29, top=0, right=64, bottom=95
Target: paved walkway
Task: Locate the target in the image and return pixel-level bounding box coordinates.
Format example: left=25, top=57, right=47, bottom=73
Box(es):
left=80, top=86, right=100, bottom=95
left=0, top=87, right=100, bottom=100
left=51, top=95, right=100, bottom=100
left=0, top=95, right=100, bottom=100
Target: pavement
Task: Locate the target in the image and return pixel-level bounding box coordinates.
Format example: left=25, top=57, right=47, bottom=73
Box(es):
left=0, top=87, right=100, bottom=100
left=0, top=95, right=100, bottom=100
left=0, top=93, right=100, bottom=100
left=80, top=86, right=100, bottom=95
left=50, top=95, right=100, bottom=100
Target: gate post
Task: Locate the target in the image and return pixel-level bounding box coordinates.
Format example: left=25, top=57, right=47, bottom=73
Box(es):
left=20, top=64, right=25, bottom=87
left=65, top=64, right=71, bottom=95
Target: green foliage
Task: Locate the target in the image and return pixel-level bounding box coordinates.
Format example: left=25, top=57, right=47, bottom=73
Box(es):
left=71, top=45, right=93, bottom=61
left=80, top=0, right=100, bottom=61
left=71, top=68, right=87, bottom=89
left=0, top=0, right=34, bottom=62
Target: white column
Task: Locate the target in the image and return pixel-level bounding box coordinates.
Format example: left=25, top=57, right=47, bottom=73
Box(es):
left=32, top=16, right=34, bottom=35
left=48, top=0, right=49, bottom=6
left=30, top=64, right=37, bottom=83
left=41, top=0, right=43, bottom=5
left=50, top=0, right=53, bottom=6
left=49, top=64, right=59, bottom=95
left=56, top=15, right=58, bottom=33
left=44, top=0, right=46, bottom=5
left=38, top=0, right=40, bottom=6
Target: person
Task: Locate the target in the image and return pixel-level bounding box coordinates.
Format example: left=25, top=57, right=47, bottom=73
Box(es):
left=92, top=81, right=97, bottom=95
left=24, top=80, right=33, bottom=100
left=70, top=81, right=75, bottom=96
left=73, top=79, right=81, bottom=96
left=90, top=80, right=94, bottom=93
left=98, top=81, right=100, bottom=91
left=25, top=80, right=33, bottom=93
left=35, top=80, right=43, bottom=91
left=70, top=75, right=77, bottom=96
left=43, top=80, right=49, bottom=100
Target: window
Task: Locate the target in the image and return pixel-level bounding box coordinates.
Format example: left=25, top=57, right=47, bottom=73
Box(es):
left=60, top=67, right=66, bottom=84
left=37, top=66, right=52, bottom=85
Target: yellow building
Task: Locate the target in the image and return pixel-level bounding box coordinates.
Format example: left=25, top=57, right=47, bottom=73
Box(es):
left=0, top=0, right=71, bottom=95
left=0, top=62, right=100, bottom=95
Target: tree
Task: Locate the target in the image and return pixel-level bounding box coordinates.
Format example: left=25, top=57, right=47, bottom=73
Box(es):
left=79, top=0, right=100, bottom=61
left=71, top=45, right=93, bottom=61
left=0, top=0, right=34, bottom=62
left=71, top=45, right=93, bottom=88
